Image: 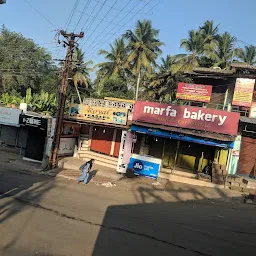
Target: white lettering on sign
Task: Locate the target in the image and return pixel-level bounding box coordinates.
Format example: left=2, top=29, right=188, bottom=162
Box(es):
left=23, top=117, right=41, bottom=126
left=143, top=106, right=228, bottom=126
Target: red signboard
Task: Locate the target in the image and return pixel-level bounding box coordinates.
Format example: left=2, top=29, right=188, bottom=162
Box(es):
left=133, top=101, right=240, bottom=136
left=176, top=82, right=212, bottom=102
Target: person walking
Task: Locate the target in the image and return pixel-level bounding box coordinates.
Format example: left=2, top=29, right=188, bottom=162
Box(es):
left=77, top=159, right=95, bottom=184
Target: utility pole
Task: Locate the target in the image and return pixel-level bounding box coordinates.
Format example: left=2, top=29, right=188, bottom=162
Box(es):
left=48, top=30, right=84, bottom=168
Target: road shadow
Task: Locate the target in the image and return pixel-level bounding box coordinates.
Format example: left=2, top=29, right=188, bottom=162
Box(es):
left=92, top=182, right=254, bottom=256
left=0, top=168, right=55, bottom=253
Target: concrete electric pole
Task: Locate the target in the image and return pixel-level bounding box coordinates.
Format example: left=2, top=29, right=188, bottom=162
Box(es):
left=48, top=30, right=84, bottom=168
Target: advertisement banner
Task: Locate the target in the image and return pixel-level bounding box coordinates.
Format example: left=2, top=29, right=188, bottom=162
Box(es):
left=69, top=104, right=128, bottom=125
left=127, top=154, right=162, bottom=179
left=176, top=82, right=212, bottom=102
left=0, top=107, right=21, bottom=126
left=232, top=78, right=255, bottom=107
left=133, top=101, right=240, bottom=135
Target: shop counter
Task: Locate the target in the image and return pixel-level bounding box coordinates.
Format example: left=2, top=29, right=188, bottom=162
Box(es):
left=128, top=154, right=162, bottom=179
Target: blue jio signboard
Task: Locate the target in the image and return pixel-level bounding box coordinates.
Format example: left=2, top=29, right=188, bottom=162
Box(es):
left=128, top=154, right=162, bottom=179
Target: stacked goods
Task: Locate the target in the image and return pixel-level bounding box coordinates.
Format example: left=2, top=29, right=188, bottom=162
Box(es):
left=211, top=163, right=227, bottom=185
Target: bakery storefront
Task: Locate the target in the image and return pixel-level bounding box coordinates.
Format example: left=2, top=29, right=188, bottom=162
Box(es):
left=131, top=101, right=240, bottom=174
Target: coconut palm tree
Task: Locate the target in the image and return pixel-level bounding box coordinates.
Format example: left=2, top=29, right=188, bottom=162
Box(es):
left=124, top=19, right=163, bottom=100
left=97, top=38, right=128, bottom=80
left=237, top=45, right=256, bottom=65
left=180, top=20, right=219, bottom=70
left=200, top=20, right=219, bottom=43
left=71, top=48, right=93, bottom=104
left=208, top=32, right=237, bottom=69
left=180, top=30, right=204, bottom=65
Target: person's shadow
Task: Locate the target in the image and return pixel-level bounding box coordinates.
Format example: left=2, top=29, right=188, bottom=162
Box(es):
left=88, top=170, right=98, bottom=183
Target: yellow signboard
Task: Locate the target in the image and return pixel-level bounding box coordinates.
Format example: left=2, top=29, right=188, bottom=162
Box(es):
left=232, top=78, right=255, bottom=107
left=69, top=104, right=128, bottom=125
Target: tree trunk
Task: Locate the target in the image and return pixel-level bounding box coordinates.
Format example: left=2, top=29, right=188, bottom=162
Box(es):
left=135, top=70, right=141, bottom=100
left=75, top=85, right=82, bottom=104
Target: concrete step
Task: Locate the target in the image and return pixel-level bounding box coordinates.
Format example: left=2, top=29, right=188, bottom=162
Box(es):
left=169, top=174, right=223, bottom=188
left=81, top=157, right=117, bottom=170
left=78, top=150, right=118, bottom=163
left=79, top=145, right=89, bottom=150
left=162, top=168, right=196, bottom=179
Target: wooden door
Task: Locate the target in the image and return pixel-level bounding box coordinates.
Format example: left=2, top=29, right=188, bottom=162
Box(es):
left=90, top=126, right=114, bottom=155
left=113, top=129, right=122, bottom=157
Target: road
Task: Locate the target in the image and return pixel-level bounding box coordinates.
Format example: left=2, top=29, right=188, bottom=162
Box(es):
left=0, top=164, right=256, bottom=256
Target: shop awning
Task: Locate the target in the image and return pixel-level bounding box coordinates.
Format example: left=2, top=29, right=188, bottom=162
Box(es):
left=131, top=125, right=234, bottom=149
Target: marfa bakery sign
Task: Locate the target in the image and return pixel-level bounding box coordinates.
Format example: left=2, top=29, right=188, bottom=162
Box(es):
left=133, top=101, right=240, bottom=136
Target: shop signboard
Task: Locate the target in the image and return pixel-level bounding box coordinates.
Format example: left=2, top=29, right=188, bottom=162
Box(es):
left=133, top=101, right=240, bottom=136
left=0, top=107, right=21, bottom=126
left=69, top=104, right=128, bottom=125
left=19, top=114, right=48, bottom=130
left=128, top=154, right=162, bottom=179
left=232, top=78, right=255, bottom=107
left=176, top=82, right=212, bottom=102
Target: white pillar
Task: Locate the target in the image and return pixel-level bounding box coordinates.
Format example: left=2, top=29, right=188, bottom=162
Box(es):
left=110, top=128, right=117, bottom=156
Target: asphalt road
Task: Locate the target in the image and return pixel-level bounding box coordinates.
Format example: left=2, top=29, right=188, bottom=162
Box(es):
left=0, top=165, right=256, bottom=256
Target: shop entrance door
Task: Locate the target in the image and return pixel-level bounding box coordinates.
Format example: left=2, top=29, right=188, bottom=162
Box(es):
left=162, top=139, right=178, bottom=169
left=25, top=129, right=45, bottom=161
left=176, top=141, right=215, bottom=172
left=90, top=126, right=114, bottom=155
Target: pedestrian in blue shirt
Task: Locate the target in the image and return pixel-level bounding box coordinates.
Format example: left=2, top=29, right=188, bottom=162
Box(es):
left=77, top=159, right=95, bottom=184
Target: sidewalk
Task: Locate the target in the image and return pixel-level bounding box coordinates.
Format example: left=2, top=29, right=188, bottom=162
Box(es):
left=55, top=157, right=123, bottom=183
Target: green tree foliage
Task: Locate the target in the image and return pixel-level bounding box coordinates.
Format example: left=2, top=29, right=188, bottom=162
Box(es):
left=97, top=76, right=133, bottom=99
left=0, top=88, right=58, bottom=115
left=0, top=26, right=59, bottom=93
left=97, top=38, right=128, bottom=81
left=124, top=20, right=163, bottom=99
left=143, top=55, right=192, bottom=102
left=70, top=48, right=93, bottom=103
left=237, top=45, right=256, bottom=65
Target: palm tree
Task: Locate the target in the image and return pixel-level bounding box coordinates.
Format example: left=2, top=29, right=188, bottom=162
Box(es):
left=209, top=32, right=237, bottom=69
left=180, top=20, right=219, bottom=70
left=124, top=20, right=163, bottom=100
left=97, top=38, right=128, bottom=80
left=237, top=45, right=256, bottom=65
left=200, top=20, right=219, bottom=43
left=180, top=30, right=204, bottom=66
left=71, top=48, right=93, bottom=104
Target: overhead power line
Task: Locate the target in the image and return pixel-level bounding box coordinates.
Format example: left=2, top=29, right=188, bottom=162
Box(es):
left=65, top=0, right=80, bottom=31
left=84, top=0, right=118, bottom=43
left=82, top=0, right=108, bottom=33
left=85, top=0, right=153, bottom=57
left=23, top=0, right=57, bottom=28
left=73, top=0, right=92, bottom=31
left=80, top=0, right=134, bottom=50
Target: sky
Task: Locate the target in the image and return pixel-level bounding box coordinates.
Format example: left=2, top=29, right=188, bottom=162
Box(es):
left=0, top=0, right=256, bottom=65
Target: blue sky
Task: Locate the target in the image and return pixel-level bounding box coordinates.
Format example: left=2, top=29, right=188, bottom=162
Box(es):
left=1, top=0, right=255, bottom=65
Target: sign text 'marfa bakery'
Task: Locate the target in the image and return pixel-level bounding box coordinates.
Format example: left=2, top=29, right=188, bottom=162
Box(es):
left=133, top=101, right=240, bottom=135
left=144, top=105, right=227, bottom=126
